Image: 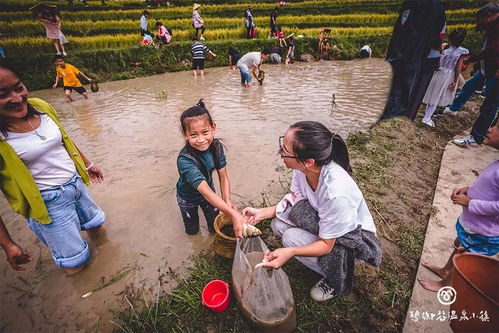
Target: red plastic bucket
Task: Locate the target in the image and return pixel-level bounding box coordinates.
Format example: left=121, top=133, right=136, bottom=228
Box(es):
left=201, top=280, right=230, bottom=312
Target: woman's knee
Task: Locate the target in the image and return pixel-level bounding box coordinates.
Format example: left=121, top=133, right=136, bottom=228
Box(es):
left=282, top=227, right=318, bottom=248
left=271, top=217, right=292, bottom=237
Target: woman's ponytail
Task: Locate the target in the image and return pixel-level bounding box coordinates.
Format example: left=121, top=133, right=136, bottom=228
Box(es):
left=290, top=121, right=352, bottom=174
left=330, top=134, right=352, bottom=175
left=196, top=98, right=205, bottom=109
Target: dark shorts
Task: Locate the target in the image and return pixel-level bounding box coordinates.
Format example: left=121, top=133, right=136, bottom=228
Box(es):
left=270, top=24, right=277, bottom=33
left=64, top=86, right=86, bottom=94
left=192, top=58, right=205, bottom=70
left=176, top=194, right=219, bottom=234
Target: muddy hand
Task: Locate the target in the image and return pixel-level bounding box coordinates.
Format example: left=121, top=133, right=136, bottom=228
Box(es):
left=5, top=243, right=33, bottom=271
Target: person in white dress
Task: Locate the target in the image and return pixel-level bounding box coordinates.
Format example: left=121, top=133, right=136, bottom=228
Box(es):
left=421, top=29, right=469, bottom=127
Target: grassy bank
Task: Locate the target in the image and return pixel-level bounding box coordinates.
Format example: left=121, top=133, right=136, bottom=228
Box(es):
left=113, top=102, right=481, bottom=332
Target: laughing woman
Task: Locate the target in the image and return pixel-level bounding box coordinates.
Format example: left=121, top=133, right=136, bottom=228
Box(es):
left=0, top=65, right=105, bottom=275
left=243, top=121, right=382, bottom=301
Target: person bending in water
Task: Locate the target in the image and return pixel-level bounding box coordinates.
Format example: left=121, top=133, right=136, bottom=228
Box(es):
left=0, top=64, right=105, bottom=275
left=236, top=49, right=270, bottom=87
left=418, top=121, right=499, bottom=291
left=176, top=100, right=245, bottom=237
left=52, top=55, right=92, bottom=103
left=243, top=121, right=381, bottom=301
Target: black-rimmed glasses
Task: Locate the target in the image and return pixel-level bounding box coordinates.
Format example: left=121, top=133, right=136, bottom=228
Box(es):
left=278, top=135, right=298, bottom=159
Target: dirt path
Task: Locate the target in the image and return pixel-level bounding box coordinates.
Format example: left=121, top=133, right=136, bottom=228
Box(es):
left=403, top=135, right=498, bottom=332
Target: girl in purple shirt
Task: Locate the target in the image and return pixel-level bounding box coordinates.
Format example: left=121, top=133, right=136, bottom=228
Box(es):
left=419, top=121, right=499, bottom=291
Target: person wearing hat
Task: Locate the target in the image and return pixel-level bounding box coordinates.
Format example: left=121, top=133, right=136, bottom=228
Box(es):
left=192, top=4, right=206, bottom=41
left=285, top=33, right=296, bottom=65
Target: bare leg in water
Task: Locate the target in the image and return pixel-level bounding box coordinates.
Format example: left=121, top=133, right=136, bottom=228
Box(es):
left=63, top=227, right=105, bottom=276
left=418, top=238, right=465, bottom=291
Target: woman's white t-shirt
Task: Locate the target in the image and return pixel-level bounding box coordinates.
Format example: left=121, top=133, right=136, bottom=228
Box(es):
left=290, top=161, right=376, bottom=239
left=6, top=114, right=76, bottom=190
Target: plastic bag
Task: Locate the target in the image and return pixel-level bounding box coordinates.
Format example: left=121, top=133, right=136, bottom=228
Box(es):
left=232, top=237, right=296, bottom=332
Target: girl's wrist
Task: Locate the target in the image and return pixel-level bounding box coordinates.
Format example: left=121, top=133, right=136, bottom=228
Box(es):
left=85, top=162, right=94, bottom=171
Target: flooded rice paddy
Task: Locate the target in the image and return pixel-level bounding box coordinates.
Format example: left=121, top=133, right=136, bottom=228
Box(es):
left=0, top=59, right=390, bottom=332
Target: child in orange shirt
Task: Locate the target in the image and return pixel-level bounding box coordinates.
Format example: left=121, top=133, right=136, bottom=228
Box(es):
left=52, top=55, right=93, bottom=102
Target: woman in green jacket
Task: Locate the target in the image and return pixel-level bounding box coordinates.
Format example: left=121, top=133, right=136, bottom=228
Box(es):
left=0, top=65, right=105, bottom=275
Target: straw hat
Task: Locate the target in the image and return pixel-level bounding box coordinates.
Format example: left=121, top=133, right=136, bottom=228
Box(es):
left=193, top=3, right=201, bottom=10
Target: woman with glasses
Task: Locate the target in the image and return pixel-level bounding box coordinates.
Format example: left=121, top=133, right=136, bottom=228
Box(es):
left=243, top=121, right=381, bottom=302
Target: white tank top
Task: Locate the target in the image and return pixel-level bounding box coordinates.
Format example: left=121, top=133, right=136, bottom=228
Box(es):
left=6, top=114, right=76, bottom=190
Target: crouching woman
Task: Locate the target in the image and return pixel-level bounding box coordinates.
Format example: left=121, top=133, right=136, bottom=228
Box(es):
left=0, top=65, right=105, bottom=275
left=243, top=121, right=381, bottom=301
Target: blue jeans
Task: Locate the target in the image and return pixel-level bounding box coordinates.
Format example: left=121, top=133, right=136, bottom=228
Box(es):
left=448, top=71, right=486, bottom=111
left=238, top=65, right=252, bottom=84
left=470, top=77, right=498, bottom=144
left=176, top=195, right=219, bottom=235
left=27, top=174, right=105, bottom=268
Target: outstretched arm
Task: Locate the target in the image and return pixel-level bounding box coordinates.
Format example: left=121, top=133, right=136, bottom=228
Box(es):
left=252, top=66, right=259, bottom=80
left=78, top=71, right=92, bottom=83
left=197, top=181, right=245, bottom=238
left=53, top=73, right=60, bottom=88
left=0, top=217, right=33, bottom=271
left=217, top=167, right=236, bottom=210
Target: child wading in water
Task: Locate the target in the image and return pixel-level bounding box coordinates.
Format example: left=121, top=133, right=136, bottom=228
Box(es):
left=176, top=100, right=245, bottom=237
left=420, top=29, right=469, bottom=127
left=52, top=55, right=92, bottom=102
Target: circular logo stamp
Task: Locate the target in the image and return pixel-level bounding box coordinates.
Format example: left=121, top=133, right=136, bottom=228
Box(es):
left=437, top=286, right=457, bottom=305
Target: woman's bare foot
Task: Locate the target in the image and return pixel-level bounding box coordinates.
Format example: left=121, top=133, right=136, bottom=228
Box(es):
left=418, top=277, right=448, bottom=292
left=63, top=264, right=86, bottom=276
left=421, top=262, right=450, bottom=279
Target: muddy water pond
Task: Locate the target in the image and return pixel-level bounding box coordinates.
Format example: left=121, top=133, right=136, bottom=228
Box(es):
left=0, top=59, right=390, bottom=332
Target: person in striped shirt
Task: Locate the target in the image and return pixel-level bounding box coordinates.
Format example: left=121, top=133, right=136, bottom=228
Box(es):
left=191, top=37, right=217, bottom=76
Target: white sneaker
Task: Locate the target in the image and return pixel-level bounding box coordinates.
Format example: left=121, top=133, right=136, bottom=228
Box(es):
left=443, top=107, right=457, bottom=116
left=200, top=36, right=205, bottom=41
left=310, top=277, right=336, bottom=302
left=421, top=118, right=435, bottom=127
left=452, top=135, right=479, bottom=147
left=56, top=51, right=61, bottom=55
left=62, top=51, right=67, bottom=56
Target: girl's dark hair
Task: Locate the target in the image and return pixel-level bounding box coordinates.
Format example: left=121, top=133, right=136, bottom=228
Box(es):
left=180, top=99, right=214, bottom=132
left=155, top=21, right=163, bottom=27
left=290, top=121, right=352, bottom=174
left=0, top=64, right=41, bottom=138
left=449, top=28, right=466, bottom=47
left=180, top=99, right=222, bottom=168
